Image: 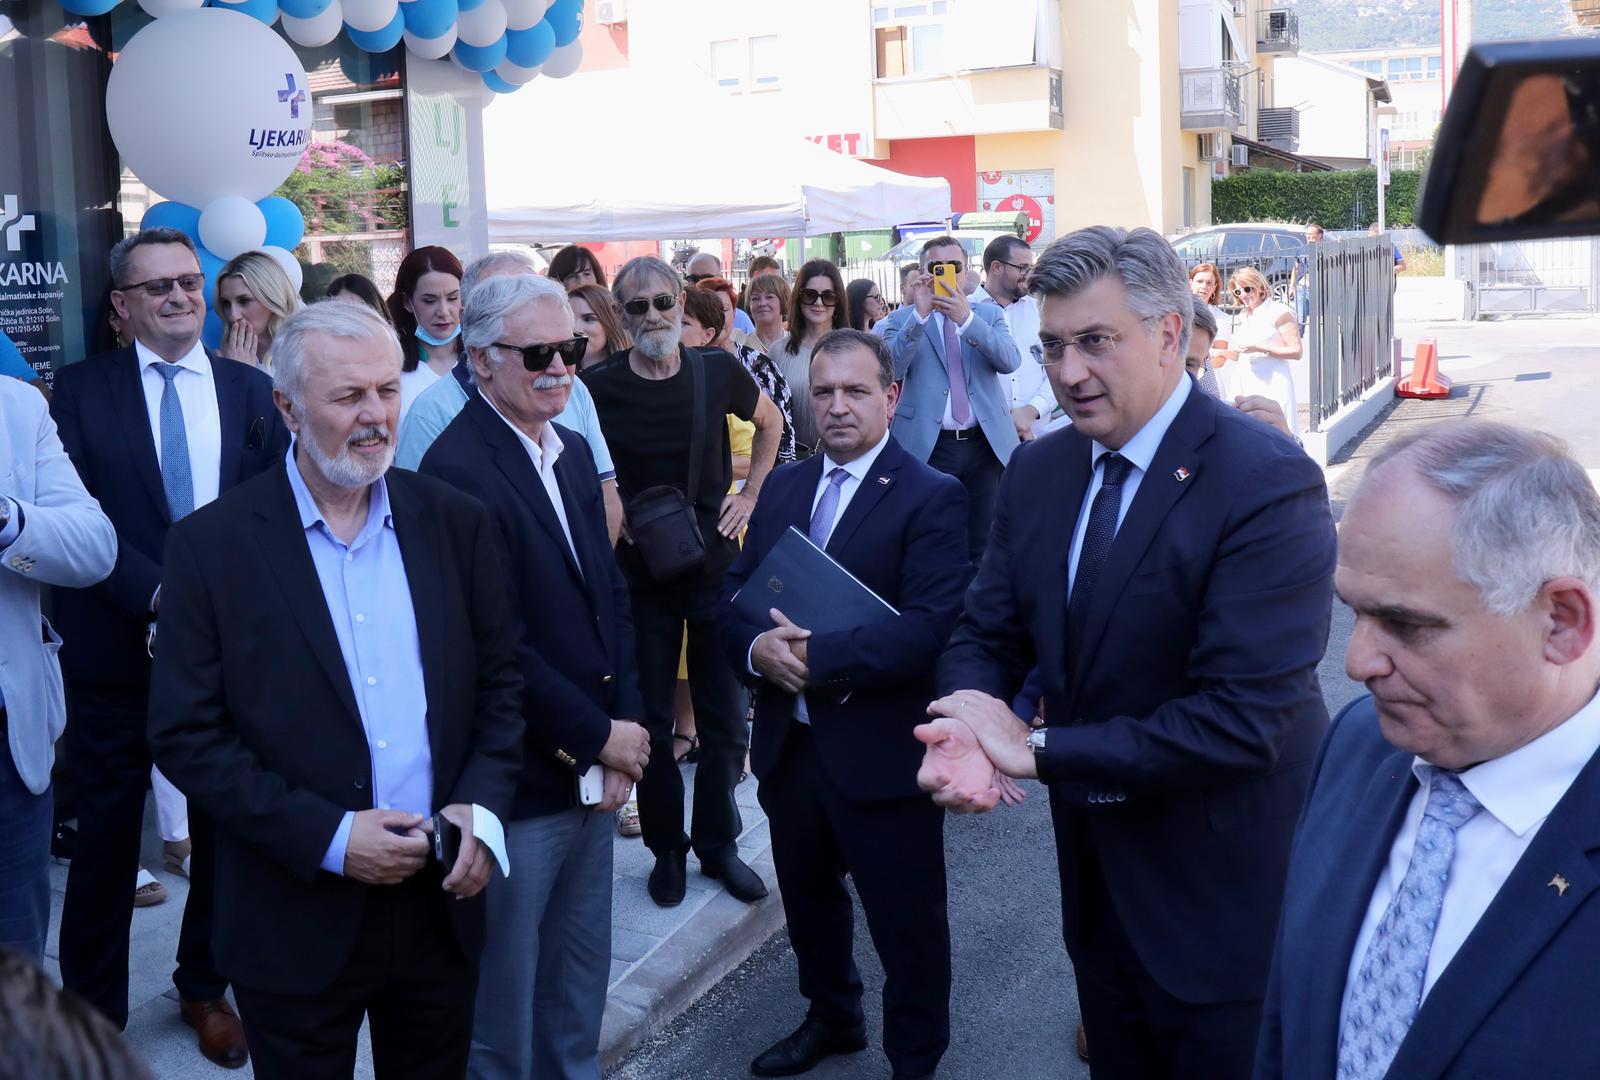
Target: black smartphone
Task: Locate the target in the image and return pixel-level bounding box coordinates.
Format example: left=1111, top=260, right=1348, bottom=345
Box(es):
left=432, top=812, right=462, bottom=868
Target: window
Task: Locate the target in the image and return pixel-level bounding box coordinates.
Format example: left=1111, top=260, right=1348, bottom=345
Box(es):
left=711, top=39, right=741, bottom=90
left=1427, top=55, right=1442, bottom=78
left=910, top=23, right=947, bottom=73
left=749, top=35, right=780, bottom=89
left=1220, top=231, right=1264, bottom=257
left=873, top=0, right=949, bottom=78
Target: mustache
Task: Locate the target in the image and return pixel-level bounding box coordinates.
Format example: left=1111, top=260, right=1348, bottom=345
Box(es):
left=533, top=373, right=572, bottom=390
left=347, top=425, right=389, bottom=446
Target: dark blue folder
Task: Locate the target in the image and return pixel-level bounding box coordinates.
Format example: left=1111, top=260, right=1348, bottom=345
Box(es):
left=732, top=526, right=899, bottom=634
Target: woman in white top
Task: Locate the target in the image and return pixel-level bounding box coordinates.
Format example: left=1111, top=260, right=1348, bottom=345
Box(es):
left=385, top=245, right=464, bottom=419
left=1223, top=266, right=1302, bottom=436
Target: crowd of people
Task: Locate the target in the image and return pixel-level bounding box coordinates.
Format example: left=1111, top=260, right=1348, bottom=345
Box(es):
left=1, top=216, right=1598, bottom=1080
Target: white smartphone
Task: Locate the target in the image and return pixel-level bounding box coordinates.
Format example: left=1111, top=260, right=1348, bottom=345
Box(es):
left=578, top=765, right=605, bottom=806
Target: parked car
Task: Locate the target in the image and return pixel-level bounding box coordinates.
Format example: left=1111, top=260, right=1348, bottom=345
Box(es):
left=1170, top=222, right=1311, bottom=306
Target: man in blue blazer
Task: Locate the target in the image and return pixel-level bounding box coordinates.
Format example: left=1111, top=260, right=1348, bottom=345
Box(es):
left=1257, top=420, right=1600, bottom=1080
left=49, top=227, right=287, bottom=1064
left=722, top=329, right=972, bottom=1080
left=881, top=235, right=1021, bottom=561
left=917, top=227, right=1336, bottom=1077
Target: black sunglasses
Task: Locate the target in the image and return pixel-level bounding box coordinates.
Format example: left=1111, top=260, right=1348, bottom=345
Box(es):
left=492, top=334, right=588, bottom=371
left=622, top=293, right=678, bottom=316
left=684, top=273, right=713, bottom=284
left=116, top=274, right=206, bottom=298
left=798, top=288, right=838, bottom=307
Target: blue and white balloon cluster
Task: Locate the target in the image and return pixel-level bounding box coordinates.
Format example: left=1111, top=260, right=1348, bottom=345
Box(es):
left=55, top=0, right=585, bottom=95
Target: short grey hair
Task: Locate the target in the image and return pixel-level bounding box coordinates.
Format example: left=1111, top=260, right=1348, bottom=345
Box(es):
left=1191, top=303, right=1217, bottom=341
left=1363, top=420, right=1600, bottom=615
left=272, top=299, right=403, bottom=406
left=462, top=273, right=572, bottom=356
left=110, top=227, right=197, bottom=288
left=461, top=250, right=540, bottom=305
left=1029, top=226, right=1194, bottom=359
left=613, top=256, right=681, bottom=303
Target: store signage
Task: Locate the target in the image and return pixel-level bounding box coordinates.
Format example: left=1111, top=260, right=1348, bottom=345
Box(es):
left=806, top=132, right=866, bottom=157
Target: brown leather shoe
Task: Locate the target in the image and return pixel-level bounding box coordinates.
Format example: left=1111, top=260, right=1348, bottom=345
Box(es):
left=180, top=997, right=249, bottom=1069
left=1076, top=1023, right=1089, bottom=1062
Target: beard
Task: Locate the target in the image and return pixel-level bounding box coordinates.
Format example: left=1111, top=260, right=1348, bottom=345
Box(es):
left=302, top=424, right=394, bottom=489
left=633, top=319, right=682, bottom=361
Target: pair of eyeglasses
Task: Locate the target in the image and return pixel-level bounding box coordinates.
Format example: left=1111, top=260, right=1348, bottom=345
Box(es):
left=799, top=288, right=837, bottom=308
left=1233, top=286, right=1258, bottom=298
left=866, top=292, right=883, bottom=303
left=492, top=334, right=588, bottom=371
left=997, top=260, right=1032, bottom=274
left=1038, top=328, right=1132, bottom=364
left=116, top=274, right=205, bottom=298
left=622, top=293, right=677, bottom=316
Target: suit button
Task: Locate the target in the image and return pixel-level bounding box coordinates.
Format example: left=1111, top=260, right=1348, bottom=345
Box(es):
left=1088, top=793, right=1099, bottom=804
left=1115, top=793, right=1127, bottom=803
left=353, top=778, right=366, bottom=790
left=601, top=675, right=614, bottom=686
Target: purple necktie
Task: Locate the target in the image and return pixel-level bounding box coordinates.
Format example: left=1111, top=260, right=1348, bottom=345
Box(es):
left=942, top=315, right=972, bottom=425
left=808, top=467, right=850, bottom=546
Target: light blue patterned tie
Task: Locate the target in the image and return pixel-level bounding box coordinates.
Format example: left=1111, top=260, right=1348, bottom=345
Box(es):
left=1337, top=767, right=1483, bottom=1080
left=155, top=363, right=195, bottom=521
left=808, top=467, right=849, bottom=546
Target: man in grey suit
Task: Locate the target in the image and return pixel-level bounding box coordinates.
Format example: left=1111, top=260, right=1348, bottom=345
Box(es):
left=881, top=235, right=1022, bottom=560
left=0, top=375, right=116, bottom=963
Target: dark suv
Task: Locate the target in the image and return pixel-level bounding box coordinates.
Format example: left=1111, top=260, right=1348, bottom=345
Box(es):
left=1171, top=223, right=1310, bottom=306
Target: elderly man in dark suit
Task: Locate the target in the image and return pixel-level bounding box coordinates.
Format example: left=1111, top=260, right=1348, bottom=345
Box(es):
left=148, top=301, right=524, bottom=1080
left=1258, top=420, right=1600, bottom=1080
left=917, top=226, right=1337, bottom=1078
left=50, top=226, right=286, bottom=1065
left=722, top=329, right=972, bottom=1080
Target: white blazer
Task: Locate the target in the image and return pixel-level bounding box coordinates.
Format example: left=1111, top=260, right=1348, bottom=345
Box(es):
left=0, top=378, right=116, bottom=793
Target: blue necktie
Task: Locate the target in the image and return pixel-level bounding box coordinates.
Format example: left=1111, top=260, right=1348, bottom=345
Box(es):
left=1337, top=767, right=1483, bottom=1080
left=155, top=363, right=195, bottom=522
left=1069, top=453, right=1130, bottom=615
left=808, top=467, right=849, bottom=546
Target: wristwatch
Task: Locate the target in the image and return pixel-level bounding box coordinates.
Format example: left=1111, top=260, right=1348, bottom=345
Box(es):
left=0, top=496, right=12, bottom=534
left=1027, top=729, right=1047, bottom=755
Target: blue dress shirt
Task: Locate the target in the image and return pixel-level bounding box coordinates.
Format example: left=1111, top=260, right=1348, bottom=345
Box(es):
left=0, top=330, right=34, bottom=381
left=284, top=448, right=435, bottom=875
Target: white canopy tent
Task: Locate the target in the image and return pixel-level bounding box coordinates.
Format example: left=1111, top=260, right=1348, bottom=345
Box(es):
left=482, top=70, right=951, bottom=242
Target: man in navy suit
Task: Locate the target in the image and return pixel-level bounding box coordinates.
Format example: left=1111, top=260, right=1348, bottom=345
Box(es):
left=916, top=226, right=1336, bottom=1077
left=722, top=329, right=972, bottom=1080
left=50, top=227, right=286, bottom=1065
left=1257, top=420, right=1600, bottom=1080
left=418, top=273, right=651, bottom=1078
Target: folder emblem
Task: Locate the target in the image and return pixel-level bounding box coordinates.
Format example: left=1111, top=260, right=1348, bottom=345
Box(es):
left=767, top=576, right=785, bottom=594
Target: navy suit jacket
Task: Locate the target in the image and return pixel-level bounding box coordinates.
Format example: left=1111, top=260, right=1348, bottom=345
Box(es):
left=1257, top=695, right=1600, bottom=1078
left=937, top=385, right=1337, bottom=1004
left=721, top=435, right=971, bottom=802
left=49, top=345, right=286, bottom=689
left=419, top=398, right=643, bottom=820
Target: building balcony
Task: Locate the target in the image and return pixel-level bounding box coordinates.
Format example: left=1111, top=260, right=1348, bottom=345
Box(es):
left=1257, top=106, right=1299, bottom=153
left=1256, top=8, right=1300, bottom=55
left=873, top=65, right=1063, bottom=141
left=1180, top=67, right=1244, bottom=132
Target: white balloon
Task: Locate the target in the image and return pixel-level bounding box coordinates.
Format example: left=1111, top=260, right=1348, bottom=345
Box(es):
left=499, top=0, right=541, bottom=31
left=281, top=0, right=344, bottom=45
left=107, top=10, right=313, bottom=206
left=340, top=0, right=396, bottom=33
left=455, top=0, right=505, bottom=46
left=137, top=0, right=205, bottom=16
left=542, top=38, right=582, bottom=79
left=261, top=246, right=305, bottom=292
left=493, top=57, right=540, bottom=84
left=199, top=197, right=269, bottom=260
left=402, top=25, right=456, bottom=58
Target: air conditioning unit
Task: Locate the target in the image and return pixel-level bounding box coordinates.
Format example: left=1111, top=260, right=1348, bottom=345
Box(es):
left=1230, top=143, right=1251, bottom=167
left=1198, top=133, right=1222, bottom=161
left=594, top=0, right=627, bottom=25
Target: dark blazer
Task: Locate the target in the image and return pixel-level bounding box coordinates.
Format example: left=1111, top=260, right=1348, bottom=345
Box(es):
left=48, top=345, right=286, bottom=689
left=937, top=385, right=1337, bottom=1004
left=1257, top=696, right=1600, bottom=1078
left=146, top=464, right=525, bottom=996
left=721, top=435, right=972, bottom=802
left=419, top=399, right=644, bottom=820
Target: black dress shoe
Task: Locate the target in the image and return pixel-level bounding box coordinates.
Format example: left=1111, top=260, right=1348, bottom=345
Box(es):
left=648, top=850, right=687, bottom=907
left=750, top=1017, right=867, bottom=1077
left=702, top=854, right=769, bottom=903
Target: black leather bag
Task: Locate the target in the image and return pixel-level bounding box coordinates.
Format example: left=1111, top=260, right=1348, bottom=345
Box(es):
left=625, top=348, right=709, bottom=581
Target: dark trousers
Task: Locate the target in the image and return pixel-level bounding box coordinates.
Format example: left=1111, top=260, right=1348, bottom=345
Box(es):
left=0, top=708, right=52, bottom=965
left=928, top=429, right=1002, bottom=562
left=58, top=683, right=226, bottom=1028
left=232, top=871, right=476, bottom=1080
left=757, top=723, right=951, bottom=1078
left=630, top=578, right=748, bottom=862
left=1069, top=839, right=1262, bottom=1080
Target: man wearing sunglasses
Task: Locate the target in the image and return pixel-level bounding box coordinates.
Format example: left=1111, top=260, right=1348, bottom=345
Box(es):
left=48, top=227, right=289, bottom=1067
left=418, top=274, right=648, bottom=1078
left=881, top=235, right=1022, bottom=562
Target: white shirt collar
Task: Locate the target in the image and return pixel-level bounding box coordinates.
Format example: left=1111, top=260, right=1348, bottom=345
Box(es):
left=483, top=392, right=565, bottom=474
left=1090, top=372, right=1192, bottom=475
left=821, top=428, right=891, bottom=484
left=1413, top=687, right=1600, bottom=837
left=135, top=336, right=210, bottom=377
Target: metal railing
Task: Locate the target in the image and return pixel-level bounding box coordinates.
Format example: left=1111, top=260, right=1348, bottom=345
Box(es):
left=1180, top=68, right=1244, bottom=131
left=1256, top=8, right=1300, bottom=54
left=1304, top=236, right=1395, bottom=430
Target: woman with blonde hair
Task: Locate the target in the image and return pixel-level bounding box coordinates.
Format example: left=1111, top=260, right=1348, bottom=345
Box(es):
left=214, top=251, right=303, bottom=370
left=1224, top=266, right=1302, bottom=435
left=745, top=272, right=790, bottom=355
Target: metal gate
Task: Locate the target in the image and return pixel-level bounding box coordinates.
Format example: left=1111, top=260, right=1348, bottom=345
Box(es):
left=1305, top=235, right=1396, bottom=432
left=1458, top=238, right=1600, bottom=317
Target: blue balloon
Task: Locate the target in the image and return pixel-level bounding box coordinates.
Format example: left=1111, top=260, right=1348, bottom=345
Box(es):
left=199, top=248, right=226, bottom=288
left=346, top=7, right=405, bottom=51
left=142, top=201, right=203, bottom=242
left=202, top=310, right=224, bottom=351
left=505, top=20, right=554, bottom=69
left=482, top=70, right=519, bottom=94
left=257, top=197, right=305, bottom=251
left=452, top=35, right=507, bottom=71
left=58, top=0, right=121, bottom=14
left=208, top=0, right=280, bottom=25
left=276, top=0, right=330, bottom=15
left=399, top=0, right=457, bottom=39
left=457, top=0, right=484, bottom=10
left=546, top=0, right=582, bottom=47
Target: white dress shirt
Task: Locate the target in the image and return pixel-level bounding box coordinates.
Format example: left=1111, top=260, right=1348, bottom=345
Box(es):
left=912, top=308, right=978, bottom=430
left=1339, top=689, right=1600, bottom=1026
left=482, top=395, right=580, bottom=569
left=1065, top=374, right=1192, bottom=594
left=135, top=338, right=221, bottom=511
left=988, top=294, right=1055, bottom=433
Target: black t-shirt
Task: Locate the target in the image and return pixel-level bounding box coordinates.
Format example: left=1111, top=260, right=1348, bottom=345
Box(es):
left=581, top=345, right=760, bottom=583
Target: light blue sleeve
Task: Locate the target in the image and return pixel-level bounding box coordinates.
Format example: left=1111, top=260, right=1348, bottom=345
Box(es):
left=396, top=382, right=458, bottom=470
left=0, top=331, right=34, bottom=381
left=319, top=811, right=356, bottom=875
left=563, top=379, right=615, bottom=479
left=734, top=308, right=756, bottom=335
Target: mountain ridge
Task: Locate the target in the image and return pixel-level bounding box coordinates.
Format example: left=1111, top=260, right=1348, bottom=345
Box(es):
left=1296, top=0, right=1581, bottom=52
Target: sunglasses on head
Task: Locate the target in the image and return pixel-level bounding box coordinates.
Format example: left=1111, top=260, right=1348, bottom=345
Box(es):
left=492, top=335, right=588, bottom=371
left=798, top=288, right=837, bottom=307
left=622, top=293, right=678, bottom=316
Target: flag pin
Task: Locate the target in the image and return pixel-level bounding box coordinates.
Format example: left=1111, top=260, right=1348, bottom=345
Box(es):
left=1550, top=873, right=1571, bottom=897
left=877, top=476, right=892, bottom=485
left=1173, top=467, right=1192, bottom=483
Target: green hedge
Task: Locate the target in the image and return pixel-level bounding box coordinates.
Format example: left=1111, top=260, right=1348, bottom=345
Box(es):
left=1210, top=168, right=1422, bottom=230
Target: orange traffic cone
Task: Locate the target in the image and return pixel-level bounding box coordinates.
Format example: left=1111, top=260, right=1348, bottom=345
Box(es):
left=1397, top=338, right=1452, bottom=399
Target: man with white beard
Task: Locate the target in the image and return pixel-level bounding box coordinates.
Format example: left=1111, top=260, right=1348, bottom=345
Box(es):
left=148, top=300, right=525, bottom=1079
left=581, top=256, right=784, bottom=908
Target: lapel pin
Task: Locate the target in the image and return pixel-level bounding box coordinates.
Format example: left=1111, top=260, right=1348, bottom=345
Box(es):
left=1173, top=466, right=1192, bottom=483
left=1550, top=874, right=1571, bottom=897
left=877, top=476, right=892, bottom=486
